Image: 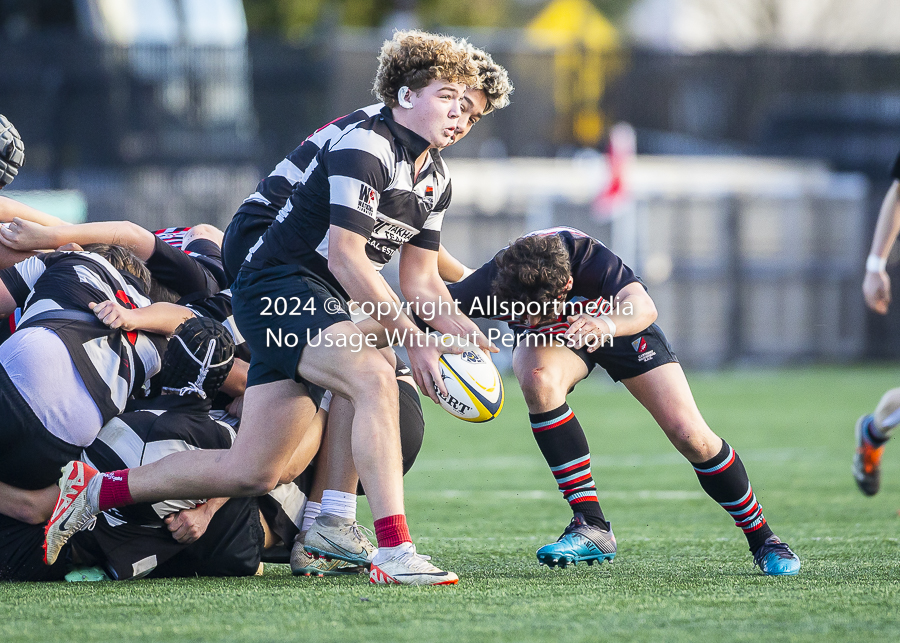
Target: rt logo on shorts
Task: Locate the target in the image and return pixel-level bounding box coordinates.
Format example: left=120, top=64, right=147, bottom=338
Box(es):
left=632, top=337, right=656, bottom=363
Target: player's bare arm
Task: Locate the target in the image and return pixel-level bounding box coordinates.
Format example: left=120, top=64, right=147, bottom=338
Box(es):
left=89, top=300, right=195, bottom=335
left=328, top=225, right=459, bottom=402
left=398, top=242, right=495, bottom=351
left=565, top=282, right=658, bottom=353
left=0, top=217, right=157, bottom=260
left=864, top=180, right=900, bottom=314
left=437, top=243, right=472, bottom=282
left=0, top=196, right=68, bottom=228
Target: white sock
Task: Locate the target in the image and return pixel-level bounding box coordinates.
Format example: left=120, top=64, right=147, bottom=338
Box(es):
left=300, top=501, right=321, bottom=533
left=321, top=489, right=357, bottom=521
left=372, top=541, right=415, bottom=565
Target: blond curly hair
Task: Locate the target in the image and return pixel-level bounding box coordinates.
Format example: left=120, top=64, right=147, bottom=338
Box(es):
left=468, top=45, right=513, bottom=114
left=373, top=30, right=478, bottom=108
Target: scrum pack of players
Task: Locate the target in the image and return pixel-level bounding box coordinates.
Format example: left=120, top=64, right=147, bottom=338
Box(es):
left=0, top=30, right=800, bottom=586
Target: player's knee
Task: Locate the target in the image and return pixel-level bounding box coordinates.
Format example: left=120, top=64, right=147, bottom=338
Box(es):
left=237, top=472, right=280, bottom=497
left=516, top=366, right=564, bottom=407
left=349, top=357, right=397, bottom=402
left=662, top=417, right=715, bottom=461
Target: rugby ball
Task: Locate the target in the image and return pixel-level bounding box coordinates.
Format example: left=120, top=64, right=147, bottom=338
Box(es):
left=434, top=335, right=504, bottom=423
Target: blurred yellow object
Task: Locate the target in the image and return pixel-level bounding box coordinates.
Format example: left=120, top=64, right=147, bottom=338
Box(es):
left=527, top=0, right=622, bottom=147
left=527, top=0, right=619, bottom=51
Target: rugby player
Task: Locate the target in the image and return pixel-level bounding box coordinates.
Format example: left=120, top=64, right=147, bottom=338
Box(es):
left=446, top=227, right=802, bottom=576
left=0, top=318, right=302, bottom=581
left=44, top=31, right=494, bottom=586
left=855, top=149, right=900, bottom=496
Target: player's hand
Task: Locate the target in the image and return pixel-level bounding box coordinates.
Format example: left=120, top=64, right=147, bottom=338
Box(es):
left=565, top=314, right=613, bottom=353
left=89, top=300, right=135, bottom=330
left=407, top=333, right=463, bottom=404
left=164, top=503, right=213, bottom=544
left=864, top=270, right=891, bottom=315
left=0, top=217, right=54, bottom=251
left=225, top=394, right=244, bottom=418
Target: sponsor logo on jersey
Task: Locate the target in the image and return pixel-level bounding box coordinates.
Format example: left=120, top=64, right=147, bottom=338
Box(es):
left=357, top=184, right=377, bottom=217
left=423, top=184, right=434, bottom=209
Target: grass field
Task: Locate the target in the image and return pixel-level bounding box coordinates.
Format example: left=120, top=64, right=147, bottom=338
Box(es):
left=3, top=366, right=900, bottom=642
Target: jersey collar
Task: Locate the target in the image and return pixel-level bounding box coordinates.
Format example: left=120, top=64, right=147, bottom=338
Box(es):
left=380, top=106, right=430, bottom=158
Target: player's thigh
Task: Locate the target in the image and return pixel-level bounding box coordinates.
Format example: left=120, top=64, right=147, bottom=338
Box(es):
left=225, top=378, right=319, bottom=487
left=621, top=362, right=719, bottom=449
left=512, top=341, right=589, bottom=397
left=297, top=320, right=397, bottom=402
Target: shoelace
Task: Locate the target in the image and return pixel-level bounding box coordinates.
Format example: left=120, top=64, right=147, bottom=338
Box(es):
left=74, top=513, right=98, bottom=534
left=756, top=541, right=794, bottom=562
left=350, top=522, right=376, bottom=547
left=395, top=550, right=439, bottom=572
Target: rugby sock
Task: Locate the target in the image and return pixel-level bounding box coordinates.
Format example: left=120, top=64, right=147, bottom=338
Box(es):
left=320, top=490, right=357, bottom=521
left=300, top=501, right=321, bottom=533
left=373, top=514, right=412, bottom=548
left=95, top=469, right=134, bottom=512
left=865, top=415, right=890, bottom=446
left=529, top=403, right=609, bottom=530
left=692, top=441, right=774, bottom=553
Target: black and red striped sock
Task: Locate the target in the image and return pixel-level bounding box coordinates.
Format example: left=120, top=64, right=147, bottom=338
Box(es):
left=692, top=441, right=774, bottom=553
left=530, top=403, right=608, bottom=529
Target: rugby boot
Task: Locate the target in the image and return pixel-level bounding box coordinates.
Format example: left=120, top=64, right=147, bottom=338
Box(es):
left=853, top=414, right=885, bottom=496
left=44, top=461, right=99, bottom=565
left=753, top=536, right=801, bottom=576
left=369, top=542, right=458, bottom=586
left=536, top=513, right=616, bottom=568
left=290, top=531, right=365, bottom=577
left=303, top=513, right=376, bottom=566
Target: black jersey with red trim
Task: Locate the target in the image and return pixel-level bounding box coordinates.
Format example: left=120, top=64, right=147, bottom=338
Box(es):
left=448, top=227, right=641, bottom=336
left=151, top=228, right=227, bottom=293
left=0, top=252, right=168, bottom=421
left=242, top=106, right=451, bottom=298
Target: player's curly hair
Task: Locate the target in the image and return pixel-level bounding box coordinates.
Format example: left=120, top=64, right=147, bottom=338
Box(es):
left=492, top=235, right=572, bottom=305
left=82, top=243, right=151, bottom=294
left=468, top=45, right=513, bottom=114
left=373, top=30, right=478, bottom=107
left=160, top=316, right=234, bottom=400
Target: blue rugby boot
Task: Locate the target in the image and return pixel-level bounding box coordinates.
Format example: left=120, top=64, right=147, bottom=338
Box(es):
left=753, top=536, right=801, bottom=576
left=536, top=514, right=616, bottom=569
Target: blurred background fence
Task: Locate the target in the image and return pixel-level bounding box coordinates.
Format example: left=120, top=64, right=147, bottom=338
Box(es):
left=3, top=0, right=900, bottom=367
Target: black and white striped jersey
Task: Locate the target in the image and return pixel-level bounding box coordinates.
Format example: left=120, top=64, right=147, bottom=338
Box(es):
left=242, top=106, right=451, bottom=297
left=447, top=227, right=641, bottom=336
left=83, top=393, right=308, bottom=545
left=0, top=252, right=168, bottom=422
left=83, top=395, right=235, bottom=524
left=237, top=103, right=384, bottom=225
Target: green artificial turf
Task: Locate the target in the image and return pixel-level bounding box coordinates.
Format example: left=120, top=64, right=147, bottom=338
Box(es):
left=3, top=366, right=900, bottom=642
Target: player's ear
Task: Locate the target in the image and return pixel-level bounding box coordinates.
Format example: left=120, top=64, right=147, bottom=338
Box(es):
left=564, top=276, right=574, bottom=291
left=398, top=86, right=414, bottom=109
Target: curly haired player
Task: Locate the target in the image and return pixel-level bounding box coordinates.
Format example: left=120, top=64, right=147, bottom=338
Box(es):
left=44, top=30, right=494, bottom=586
left=447, top=227, right=801, bottom=576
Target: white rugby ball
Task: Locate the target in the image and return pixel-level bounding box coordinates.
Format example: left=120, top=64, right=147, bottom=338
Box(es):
left=434, top=336, right=504, bottom=423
